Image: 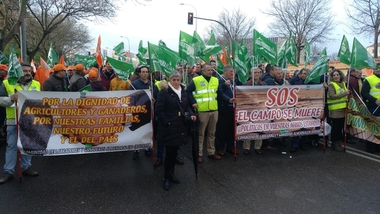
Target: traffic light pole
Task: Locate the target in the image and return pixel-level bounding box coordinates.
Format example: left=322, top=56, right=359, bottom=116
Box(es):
left=193, top=16, right=234, bottom=59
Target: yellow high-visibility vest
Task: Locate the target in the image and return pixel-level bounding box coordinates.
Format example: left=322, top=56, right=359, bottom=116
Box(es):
left=327, top=81, right=347, bottom=111
left=365, top=74, right=380, bottom=100
left=3, top=79, right=41, bottom=119
left=192, top=76, right=218, bottom=112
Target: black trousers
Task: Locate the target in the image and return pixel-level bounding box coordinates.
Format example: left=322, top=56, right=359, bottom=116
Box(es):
left=164, top=146, right=179, bottom=179
left=215, top=111, right=235, bottom=152
left=331, top=117, right=345, bottom=143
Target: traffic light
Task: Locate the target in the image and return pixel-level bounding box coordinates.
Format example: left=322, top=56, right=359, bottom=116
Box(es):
left=188, top=12, right=193, bottom=25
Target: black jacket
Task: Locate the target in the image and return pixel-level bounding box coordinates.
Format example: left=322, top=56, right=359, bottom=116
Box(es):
left=43, top=73, right=67, bottom=91
left=155, top=82, right=193, bottom=147
left=90, top=81, right=107, bottom=91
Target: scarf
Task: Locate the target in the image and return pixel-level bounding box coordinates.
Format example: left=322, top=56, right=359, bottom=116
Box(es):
left=168, top=82, right=182, bottom=100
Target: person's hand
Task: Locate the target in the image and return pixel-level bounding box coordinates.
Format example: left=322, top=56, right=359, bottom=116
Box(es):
left=323, top=82, right=328, bottom=89
left=151, top=98, right=155, bottom=104
left=345, top=90, right=350, bottom=95
left=229, top=98, right=236, bottom=103
left=191, top=115, right=197, bottom=121
left=376, top=82, right=380, bottom=89
left=10, top=93, right=18, bottom=101
left=225, top=80, right=231, bottom=86
left=192, top=103, right=198, bottom=109
left=376, top=100, right=380, bottom=106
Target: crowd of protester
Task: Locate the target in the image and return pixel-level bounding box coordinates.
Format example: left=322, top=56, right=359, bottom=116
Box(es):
left=0, top=60, right=379, bottom=191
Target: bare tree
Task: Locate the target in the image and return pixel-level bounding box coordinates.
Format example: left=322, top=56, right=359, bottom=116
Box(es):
left=265, top=0, right=334, bottom=63
left=0, top=0, right=27, bottom=50
left=24, top=0, right=119, bottom=60
left=346, top=0, right=380, bottom=58
left=18, top=15, right=92, bottom=61
left=207, top=8, right=256, bottom=51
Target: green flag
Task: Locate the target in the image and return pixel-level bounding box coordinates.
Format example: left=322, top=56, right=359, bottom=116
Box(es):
left=337, top=35, right=351, bottom=65
left=74, top=54, right=97, bottom=68
left=148, top=42, right=179, bottom=76
left=79, top=85, right=92, bottom=92
left=216, top=56, right=225, bottom=75
left=233, top=40, right=250, bottom=83
left=207, top=29, right=217, bottom=45
left=107, top=57, right=134, bottom=81
left=277, top=40, right=288, bottom=68
left=137, top=40, right=147, bottom=65
left=47, top=42, right=59, bottom=67
left=241, top=40, right=252, bottom=73
left=179, top=31, right=196, bottom=66
left=253, top=29, right=277, bottom=65
left=286, top=32, right=297, bottom=67
left=304, top=41, right=311, bottom=66
left=7, top=44, right=24, bottom=85
left=351, top=37, right=377, bottom=69
left=139, top=40, right=147, bottom=55
left=304, top=48, right=328, bottom=84
left=0, top=51, right=9, bottom=64
left=158, top=40, right=182, bottom=63
left=113, top=42, right=126, bottom=61
left=193, top=31, right=206, bottom=58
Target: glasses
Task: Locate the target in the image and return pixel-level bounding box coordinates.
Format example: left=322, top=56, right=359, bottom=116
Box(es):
left=67, top=70, right=73, bottom=71
left=22, top=69, right=32, bottom=72
left=301, top=73, right=307, bottom=75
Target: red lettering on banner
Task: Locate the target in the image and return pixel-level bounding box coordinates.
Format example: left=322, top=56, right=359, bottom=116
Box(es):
left=265, top=87, right=300, bottom=108
left=236, top=110, right=249, bottom=122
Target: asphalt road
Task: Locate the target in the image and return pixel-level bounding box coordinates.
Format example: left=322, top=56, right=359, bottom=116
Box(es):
left=0, top=139, right=379, bottom=214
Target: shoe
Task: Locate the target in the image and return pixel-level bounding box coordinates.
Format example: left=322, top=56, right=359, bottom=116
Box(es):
left=243, top=149, right=250, bottom=155
left=170, top=174, right=181, bottom=184
left=0, top=172, right=13, bottom=184
left=155, top=158, right=163, bottom=167
left=226, top=150, right=239, bottom=155
left=163, top=179, right=170, bottom=190
left=175, top=157, right=184, bottom=165
left=299, top=145, right=307, bottom=151
left=333, top=142, right=344, bottom=152
left=290, top=147, right=298, bottom=153
left=132, top=151, right=139, bottom=160
left=145, top=149, right=152, bottom=157
left=207, top=154, right=222, bottom=160
left=254, top=149, right=262, bottom=155
left=347, top=138, right=357, bottom=144
left=22, top=168, right=39, bottom=177
left=217, top=151, right=225, bottom=156
left=263, top=146, right=277, bottom=151
left=198, top=156, right=203, bottom=163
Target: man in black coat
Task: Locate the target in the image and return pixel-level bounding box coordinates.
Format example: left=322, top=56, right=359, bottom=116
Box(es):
left=43, top=64, right=68, bottom=91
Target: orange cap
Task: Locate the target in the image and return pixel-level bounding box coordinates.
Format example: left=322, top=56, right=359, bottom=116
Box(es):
left=88, top=70, right=98, bottom=80
left=0, top=64, right=8, bottom=71
left=53, top=64, right=65, bottom=72
left=75, top=64, right=84, bottom=71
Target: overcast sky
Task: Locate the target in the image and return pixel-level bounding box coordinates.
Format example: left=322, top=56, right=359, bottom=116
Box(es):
left=84, top=0, right=371, bottom=57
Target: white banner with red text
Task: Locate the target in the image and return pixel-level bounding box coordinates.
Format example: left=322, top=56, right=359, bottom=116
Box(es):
left=235, top=85, right=325, bottom=140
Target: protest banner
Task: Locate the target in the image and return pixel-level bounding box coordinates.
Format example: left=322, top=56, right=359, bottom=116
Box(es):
left=16, top=90, right=152, bottom=156
left=347, top=92, right=380, bottom=144
left=235, top=85, right=324, bottom=140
